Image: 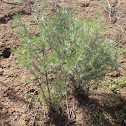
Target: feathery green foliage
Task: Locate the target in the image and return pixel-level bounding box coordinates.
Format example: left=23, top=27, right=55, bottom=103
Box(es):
left=14, top=8, right=122, bottom=117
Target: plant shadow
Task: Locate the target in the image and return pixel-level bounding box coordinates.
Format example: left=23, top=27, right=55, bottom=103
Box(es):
left=3, top=87, right=29, bottom=104
left=0, top=102, right=11, bottom=126
left=73, top=87, right=126, bottom=126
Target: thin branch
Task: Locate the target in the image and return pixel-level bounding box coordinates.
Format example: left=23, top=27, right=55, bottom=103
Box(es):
left=107, top=0, right=111, bottom=9
left=106, top=0, right=112, bottom=21
left=42, top=51, right=52, bottom=107
left=30, top=69, right=49, bottom=107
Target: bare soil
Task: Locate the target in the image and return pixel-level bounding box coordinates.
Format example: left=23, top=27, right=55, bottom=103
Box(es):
left=0, top=0, right=126, bottom=126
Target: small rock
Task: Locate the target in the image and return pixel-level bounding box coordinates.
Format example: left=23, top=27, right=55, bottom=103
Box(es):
left=0, top=102, right=4, bottom=110
left=108, top=71, right=121, bottom=77
left=0, top=68, right=4, bottom=75
left=81, top=3, right=90, bottom=7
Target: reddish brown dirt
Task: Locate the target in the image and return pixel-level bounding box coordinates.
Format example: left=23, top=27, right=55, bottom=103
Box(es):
left=0, top=0, right=126, bottom=126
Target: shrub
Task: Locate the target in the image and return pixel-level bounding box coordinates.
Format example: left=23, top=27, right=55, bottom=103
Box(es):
left=14, top=7, right=122, bottom=118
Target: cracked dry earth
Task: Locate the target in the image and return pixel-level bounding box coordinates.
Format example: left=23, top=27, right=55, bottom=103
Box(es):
left=0, top=0, right=126, bottom=126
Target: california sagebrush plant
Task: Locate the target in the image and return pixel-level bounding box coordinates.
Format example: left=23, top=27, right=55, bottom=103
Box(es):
left=14, top=8, right=122, bottom=118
